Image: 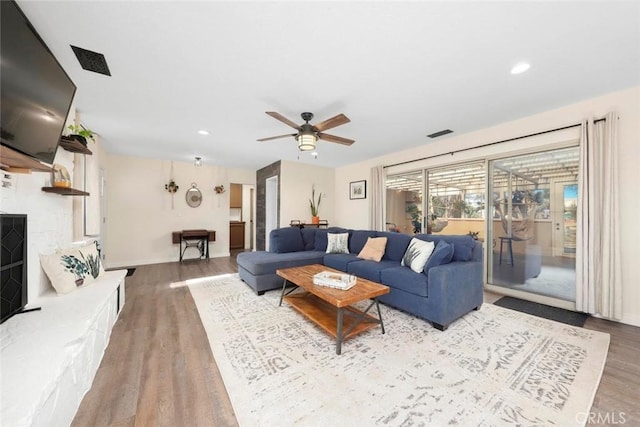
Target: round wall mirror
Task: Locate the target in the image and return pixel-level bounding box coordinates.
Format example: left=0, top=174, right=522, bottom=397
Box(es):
left=186, top=183, right=202, bottom=208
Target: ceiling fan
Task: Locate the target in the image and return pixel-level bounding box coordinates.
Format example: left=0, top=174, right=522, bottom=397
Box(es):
left=257, top=111, right=354, bottom=151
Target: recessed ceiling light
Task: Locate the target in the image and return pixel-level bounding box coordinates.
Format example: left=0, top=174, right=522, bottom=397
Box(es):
left=511, top=62, right=531, bottom=75
left=197, top=130, right=209, bottom=135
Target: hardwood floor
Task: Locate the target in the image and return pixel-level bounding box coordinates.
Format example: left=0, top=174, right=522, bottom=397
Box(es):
left=72, top=257, right=240, bottom=427
left=74, top=256, right=639, bottom=426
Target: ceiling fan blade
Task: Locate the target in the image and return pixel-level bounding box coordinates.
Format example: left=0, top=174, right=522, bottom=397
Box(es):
left=257, top=133, right=297, bottom=142
left=317, top=132, right=355, bottom=146
left=314, top=113, right=350, bottom=132
left=265, top=112, right=301, bottom=130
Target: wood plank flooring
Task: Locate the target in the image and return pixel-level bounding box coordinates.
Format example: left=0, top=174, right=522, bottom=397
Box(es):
left=74, top=255, right=639, bottom=426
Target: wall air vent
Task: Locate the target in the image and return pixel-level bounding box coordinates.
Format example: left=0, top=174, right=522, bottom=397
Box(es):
left=427, top=129, right=453, bottom=139
left=70, top=45, right=111, bottom=76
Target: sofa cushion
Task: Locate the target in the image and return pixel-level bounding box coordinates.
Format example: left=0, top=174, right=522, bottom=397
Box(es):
left=313, top=227, right=349, bottom=251
left=415, top=234, right=476, bottom=262
left=423, top=240, right=454, bottom=274
left=375, top=231, right=412, bottom=262
left=324, top=253, right=361, bottom=271
left=236, top=250, right=324, bottom=276
left=326, top=232, right=349, bottom=254
left=349, top=230, right=378, bottom=254
left=347, top=259, right=399, bottom=282
left=300, top=228, right=317, bottom=250
left=269, top=227, right=304, bottom=253
left=401, top=238, right=435, bottom=273
left=380, top=266, right=429, bottom=297
left=357, top=237, right=387, bottom=262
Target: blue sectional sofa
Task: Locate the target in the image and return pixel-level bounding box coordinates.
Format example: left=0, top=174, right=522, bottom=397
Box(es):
left=237, top=227, right=483, bottom=330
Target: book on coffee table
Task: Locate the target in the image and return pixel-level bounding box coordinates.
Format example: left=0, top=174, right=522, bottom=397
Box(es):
left=312, top=271, right=357, bottom=290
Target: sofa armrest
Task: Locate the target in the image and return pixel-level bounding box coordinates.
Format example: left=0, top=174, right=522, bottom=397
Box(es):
left=426, top=260, right=484, bottom=327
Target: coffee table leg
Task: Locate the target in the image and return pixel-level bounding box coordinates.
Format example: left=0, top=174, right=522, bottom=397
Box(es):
left=375, top=298, right=385, bottom=334
left=279, top=279, right=288, bottom=306
left=336, top=308, right=344, bottom=355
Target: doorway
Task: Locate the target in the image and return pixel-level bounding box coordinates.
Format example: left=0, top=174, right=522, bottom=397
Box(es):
left=552, top=182, right=577, bottom=258
left=265, top=176, right=278, bottom=251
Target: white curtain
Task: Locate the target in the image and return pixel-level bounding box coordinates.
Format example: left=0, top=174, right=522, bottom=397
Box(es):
left=369, top=165, right=385, bottom=231
left=576, top=112, right=622, bottom=320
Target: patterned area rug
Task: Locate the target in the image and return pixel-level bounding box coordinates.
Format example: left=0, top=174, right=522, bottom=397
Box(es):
left=187, top=274, right=610, bottom=426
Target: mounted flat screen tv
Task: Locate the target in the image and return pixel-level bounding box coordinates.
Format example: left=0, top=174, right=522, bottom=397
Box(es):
left=1, top=0, right=76, bottom=165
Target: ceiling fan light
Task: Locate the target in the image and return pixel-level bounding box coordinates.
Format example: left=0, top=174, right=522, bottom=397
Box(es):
left=297, top=133, right=317, bottom=151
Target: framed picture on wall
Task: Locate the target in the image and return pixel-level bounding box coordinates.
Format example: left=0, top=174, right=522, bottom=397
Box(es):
left=350, top=180, right=366, bottom=200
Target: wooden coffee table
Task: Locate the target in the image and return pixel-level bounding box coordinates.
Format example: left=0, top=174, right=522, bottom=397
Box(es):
left=277, top=264, right=390, bottom=354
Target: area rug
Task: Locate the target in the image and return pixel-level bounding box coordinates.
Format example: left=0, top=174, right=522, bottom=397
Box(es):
left=187, top=274, right=610, bottom=427
left=494, top=296, right=588, bottom=327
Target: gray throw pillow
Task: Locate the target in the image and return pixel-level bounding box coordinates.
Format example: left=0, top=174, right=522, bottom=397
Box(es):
left=326, top=233, right=349, bottom=254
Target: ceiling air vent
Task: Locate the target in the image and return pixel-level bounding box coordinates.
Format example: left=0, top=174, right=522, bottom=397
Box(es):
left=427, top=129, right=453, bottom=139
left=70, top=45, right=111, bottom=76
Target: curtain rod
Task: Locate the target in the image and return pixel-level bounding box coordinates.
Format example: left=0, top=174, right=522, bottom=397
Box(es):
left=383, top=118, right=605, bottom=169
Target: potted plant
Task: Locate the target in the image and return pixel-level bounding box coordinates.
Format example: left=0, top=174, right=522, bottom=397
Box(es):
left=165, top=179, right=179, bottom=193
left=67, top=123, right=95, bottom=146
left=309, top=185, right=323, bottom=224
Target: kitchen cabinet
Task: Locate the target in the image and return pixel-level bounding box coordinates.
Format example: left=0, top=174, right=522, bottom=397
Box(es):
left=230, top=183, right=242, bottom=208
left=230, top=221, right=245, bottom=249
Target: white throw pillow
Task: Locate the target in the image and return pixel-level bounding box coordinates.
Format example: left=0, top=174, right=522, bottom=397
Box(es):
left=401, top=238, right=435, bottom=273
left=326, top=232, right=350, bottom=254
left=40, top=242, right=104, bottom=294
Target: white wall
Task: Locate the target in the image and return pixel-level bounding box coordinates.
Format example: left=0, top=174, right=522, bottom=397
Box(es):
left=104, top=154, right=255, bottom=267
left=334, top=86, right=640, bottom=327
left=280, top=161, right=335, bottom=227
left=1, top=149, right=77, bottom=301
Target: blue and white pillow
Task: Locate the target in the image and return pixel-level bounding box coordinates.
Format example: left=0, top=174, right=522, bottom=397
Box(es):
left=401, top=238, right=435, bottom=273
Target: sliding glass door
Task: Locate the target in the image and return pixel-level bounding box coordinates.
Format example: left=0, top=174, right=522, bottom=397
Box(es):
left=427, top=162, right=486, bottom=238
left=385, top=171, right=423, bottom=235
left=487, top=147, right=579, bottom=302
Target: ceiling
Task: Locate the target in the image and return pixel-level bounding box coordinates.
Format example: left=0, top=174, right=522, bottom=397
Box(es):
left=17, top=1, right=640, bottom=170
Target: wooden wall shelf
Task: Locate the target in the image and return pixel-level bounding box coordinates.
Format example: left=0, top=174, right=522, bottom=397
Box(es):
left=42, top=187, right=89, bottom=196
left=0, top=145, right=53, bottom=173
left=59, top=137, right=92, bottom=155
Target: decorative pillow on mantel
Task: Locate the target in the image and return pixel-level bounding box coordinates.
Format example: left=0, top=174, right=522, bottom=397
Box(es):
left=401, top=238, right=435, bottom=273
left=357, top=237, right=388, bottom=262
left=40, top=242, right=104, bottom=294
left=326, top=233, right=350, bottom=254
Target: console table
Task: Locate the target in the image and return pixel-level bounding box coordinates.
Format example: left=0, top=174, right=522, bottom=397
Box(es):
left=289, top=220, right=328, bottom=229
left=171, top=230, right=216, bottom=262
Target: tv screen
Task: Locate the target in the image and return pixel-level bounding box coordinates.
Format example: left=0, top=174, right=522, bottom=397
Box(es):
left=1, top=0, right=76, bottom=165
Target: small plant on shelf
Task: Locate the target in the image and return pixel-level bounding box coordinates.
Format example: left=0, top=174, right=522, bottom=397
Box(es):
left=67, top=124, right=95, bottom=145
